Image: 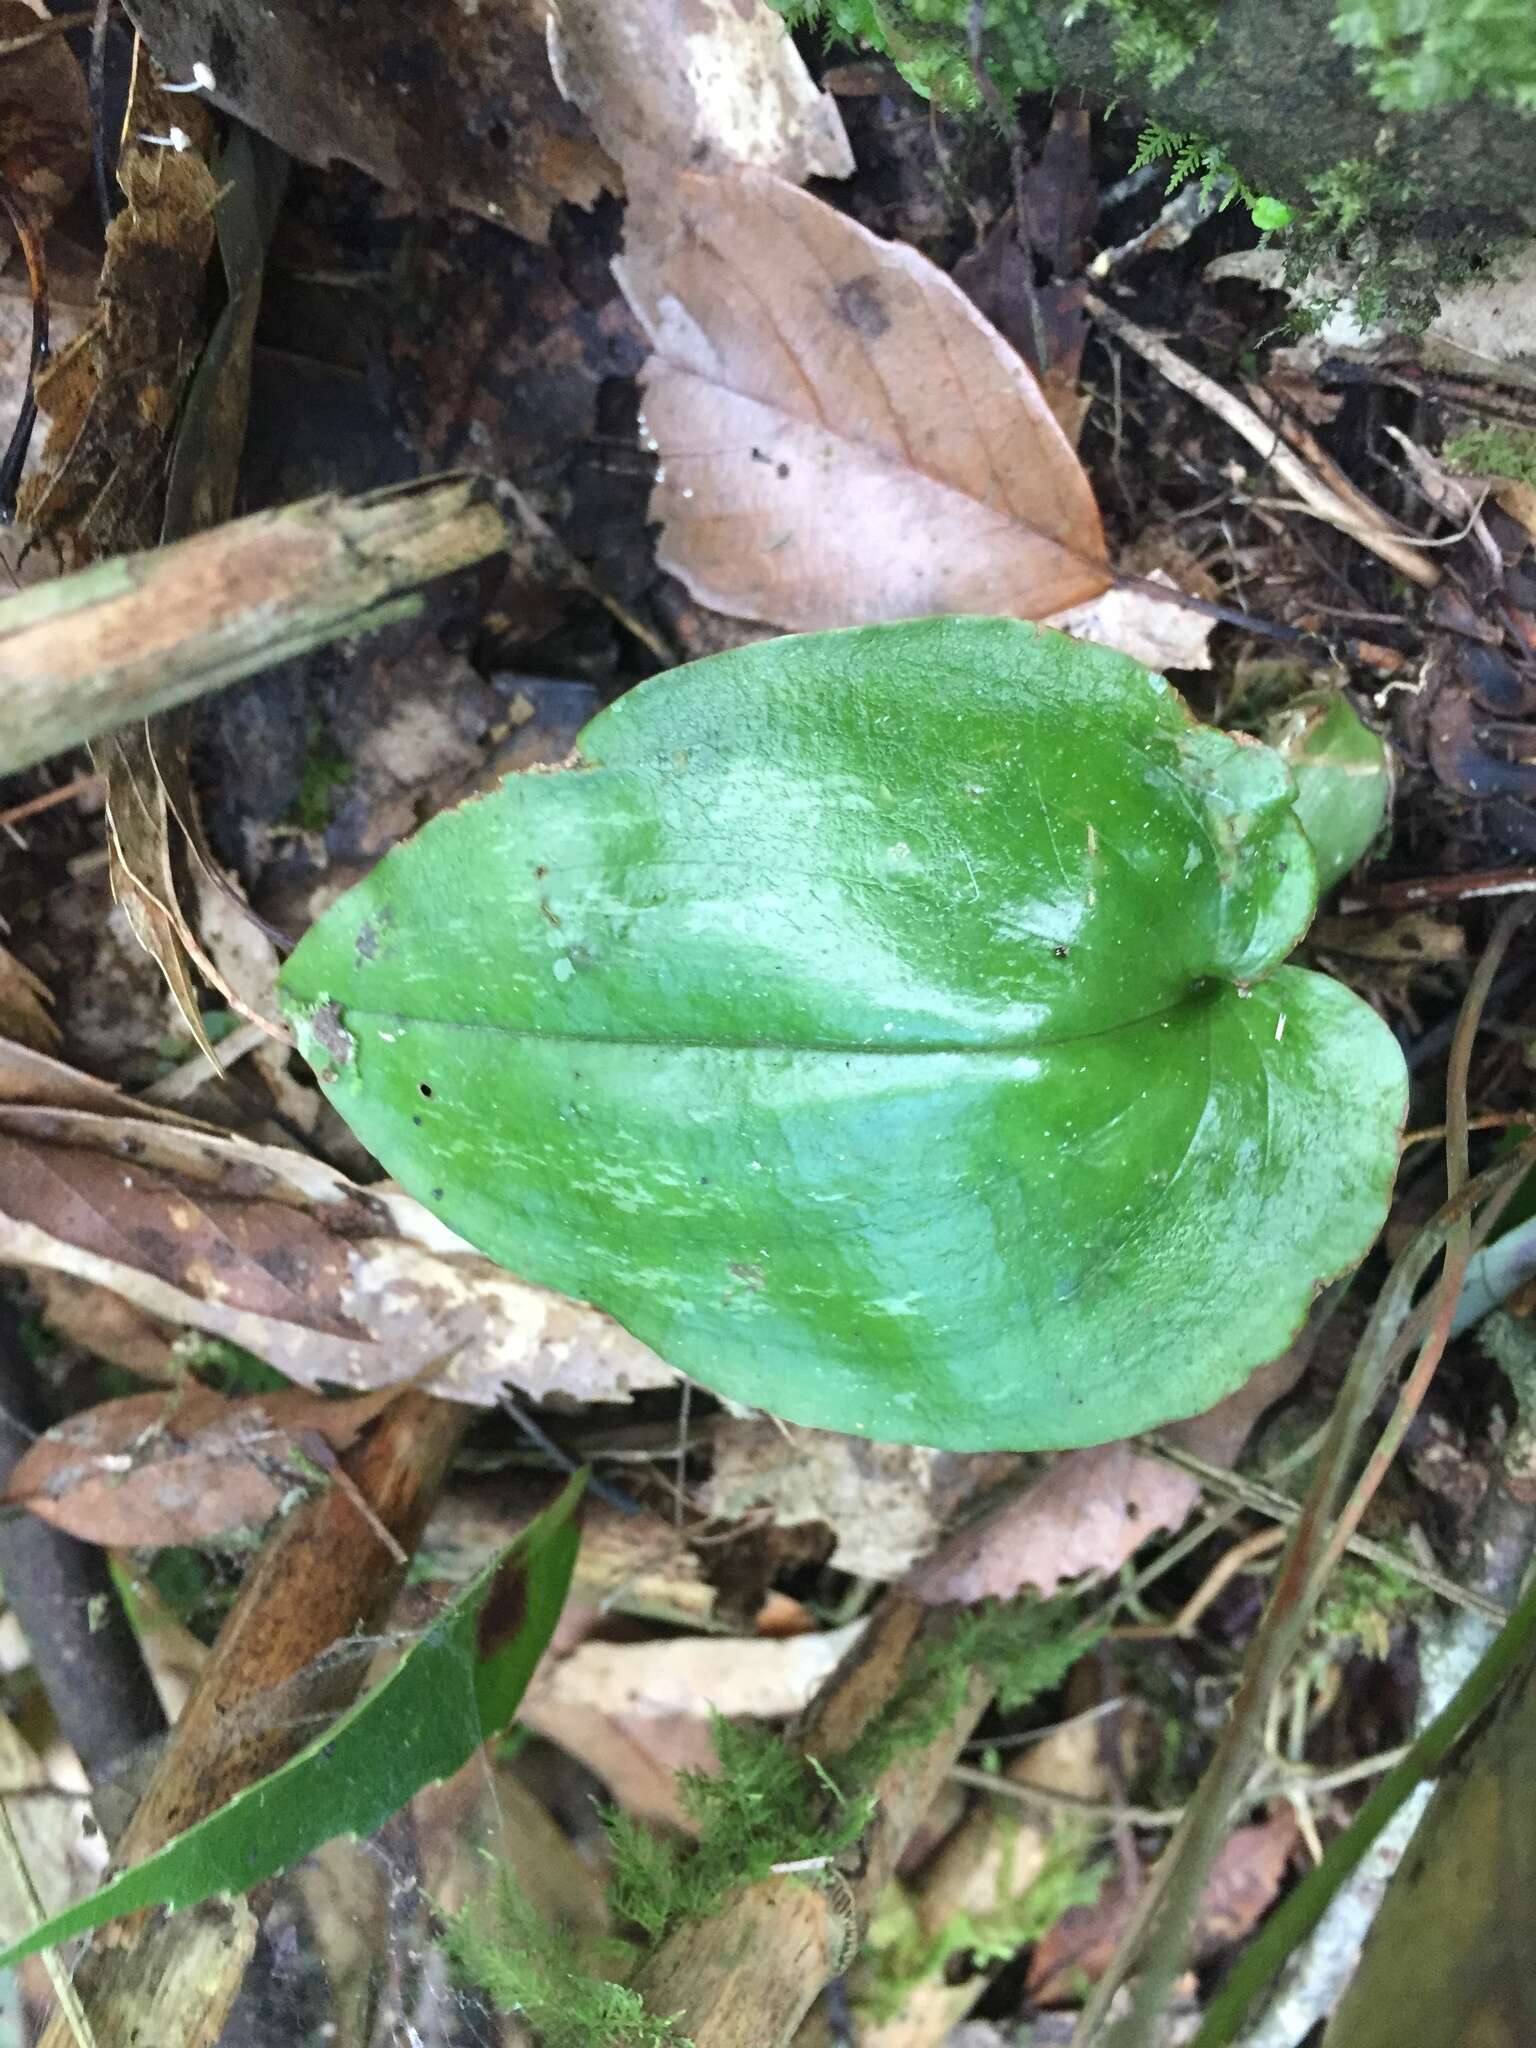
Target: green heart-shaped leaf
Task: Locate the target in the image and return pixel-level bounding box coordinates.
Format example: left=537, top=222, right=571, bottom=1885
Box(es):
left=280, top=619, right=1406, bottom=1450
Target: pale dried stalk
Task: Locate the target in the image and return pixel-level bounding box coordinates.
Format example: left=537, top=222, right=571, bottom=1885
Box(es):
left=1315, top=897, right=1536, bottom=1584
left=0, top=475, right=509, bottom=774
left=1084, top=296, right=1439, bottom=589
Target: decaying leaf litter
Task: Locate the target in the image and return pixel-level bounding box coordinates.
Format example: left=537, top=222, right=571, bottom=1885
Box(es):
left=0, top=3, right=1534, bottom=2046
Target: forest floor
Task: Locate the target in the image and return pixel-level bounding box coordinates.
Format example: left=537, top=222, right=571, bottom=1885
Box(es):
left=1, top=6, right=1535, bottom=2046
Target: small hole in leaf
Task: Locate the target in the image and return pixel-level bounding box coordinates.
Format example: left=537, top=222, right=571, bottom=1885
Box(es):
left=412, top=1114, right=423, bottom=1127
left=432, top=1187, right=444, bottom=1201
left=418, top=1082, right=434, bottom=1099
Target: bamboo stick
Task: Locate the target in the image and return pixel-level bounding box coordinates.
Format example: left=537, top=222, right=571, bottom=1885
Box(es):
left=0, top=475, right=509, bottom=774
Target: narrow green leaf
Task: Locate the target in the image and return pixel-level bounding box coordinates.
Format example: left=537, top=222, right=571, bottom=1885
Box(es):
left=0, top=1476, right=583, bottom=1967
left=280, top=618, right=1408, bottom=1451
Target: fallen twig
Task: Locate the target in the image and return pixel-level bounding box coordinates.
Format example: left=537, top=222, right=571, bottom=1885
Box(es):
left=0, top=474, right=510, bottom=774
left=1084, top=295, right=1440, bottom=590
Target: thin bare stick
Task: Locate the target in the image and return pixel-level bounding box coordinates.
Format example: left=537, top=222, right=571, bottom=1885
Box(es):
left=952, top=1742, right=1411, bottom=1831
left=1143, top=1441, right=1507, bottom=1623
left=0, top=772, right=103, bottom=830
left=0, top=475, right=512, bottom=774
left=1084, top=294, right=1439, bottom=589
left=1113, top=1523, right=1286, bottom=1641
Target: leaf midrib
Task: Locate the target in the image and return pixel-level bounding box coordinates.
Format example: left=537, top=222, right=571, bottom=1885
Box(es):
left=314, top=982, right=1231, bottom=1061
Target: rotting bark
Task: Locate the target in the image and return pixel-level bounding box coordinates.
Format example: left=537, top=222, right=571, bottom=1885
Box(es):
left=0, top=474, right=510, bottom=775
left=0, top=1300, right=165, bottom=1796
left=627, top=1591, right=994, bottom=2048
left=31, top=1388, right=471, bottom=2048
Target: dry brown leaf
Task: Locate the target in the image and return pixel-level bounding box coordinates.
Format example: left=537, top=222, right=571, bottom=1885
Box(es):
left=521, top=1621, right=865, bottom=1828
left=0, top=1048, right=675, bottom=1407
left=0, top=944, right=59, bottom=1052
left=98, top=728, right=220, bottom=1058
left=616, top=163, right=1111, bottom=631
left=549, top=0, right=851, bottom=183
left=26, top=1268, right=178, bottom=1379
left=2, top=1380, right=404, bottom=1547
left=126, top=0, right=613, bottom=240
left=1025, top=1809, right=1298, bottom=2005
left=908, top=1349, right=1308, bottom=1605
left=18, top=89, right=216, bottom=562
left=1046, top=528, right=1219, bottom=671
left=424, top=1482, right=719, bottom=1629
left=703, top=1422, right=1014, bottom=1580
left=0, top=1, right=90, bottom=223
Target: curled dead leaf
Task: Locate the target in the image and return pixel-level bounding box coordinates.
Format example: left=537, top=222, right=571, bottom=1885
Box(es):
left=548, top=0, right=851, bottom=183
left=616, top=163, right=1110, bottom=630
left=520, top=1621, right=865, bottom=1828
left=0, top=1044, right=675, bottom=1407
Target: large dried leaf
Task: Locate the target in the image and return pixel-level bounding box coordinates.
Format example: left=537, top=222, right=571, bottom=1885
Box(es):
left=0, top=1050, right=674, bottom=1407
left=616, top=165, right=1111, bottom=629
left=88, top=125, right=288, bottom=1052
left=520, top=1621, right=865, bottom=1827
left=124, top=0, right=613, bottom=241
left=1026, top=1810, right=1298, bottom=2005
left=3, top=1381, right=404, bottom=1547
left=548, top=0, right=852, bottom=181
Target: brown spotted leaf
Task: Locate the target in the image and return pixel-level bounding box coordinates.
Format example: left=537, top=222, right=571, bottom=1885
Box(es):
left=908, top=1346, right=1310, bottom=1603
left=1026, top=1810, right=1299, bottom=2005
left=615, top=163, right=1111, bottom=631
left=1, top=1381, right=403, bottom=1547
